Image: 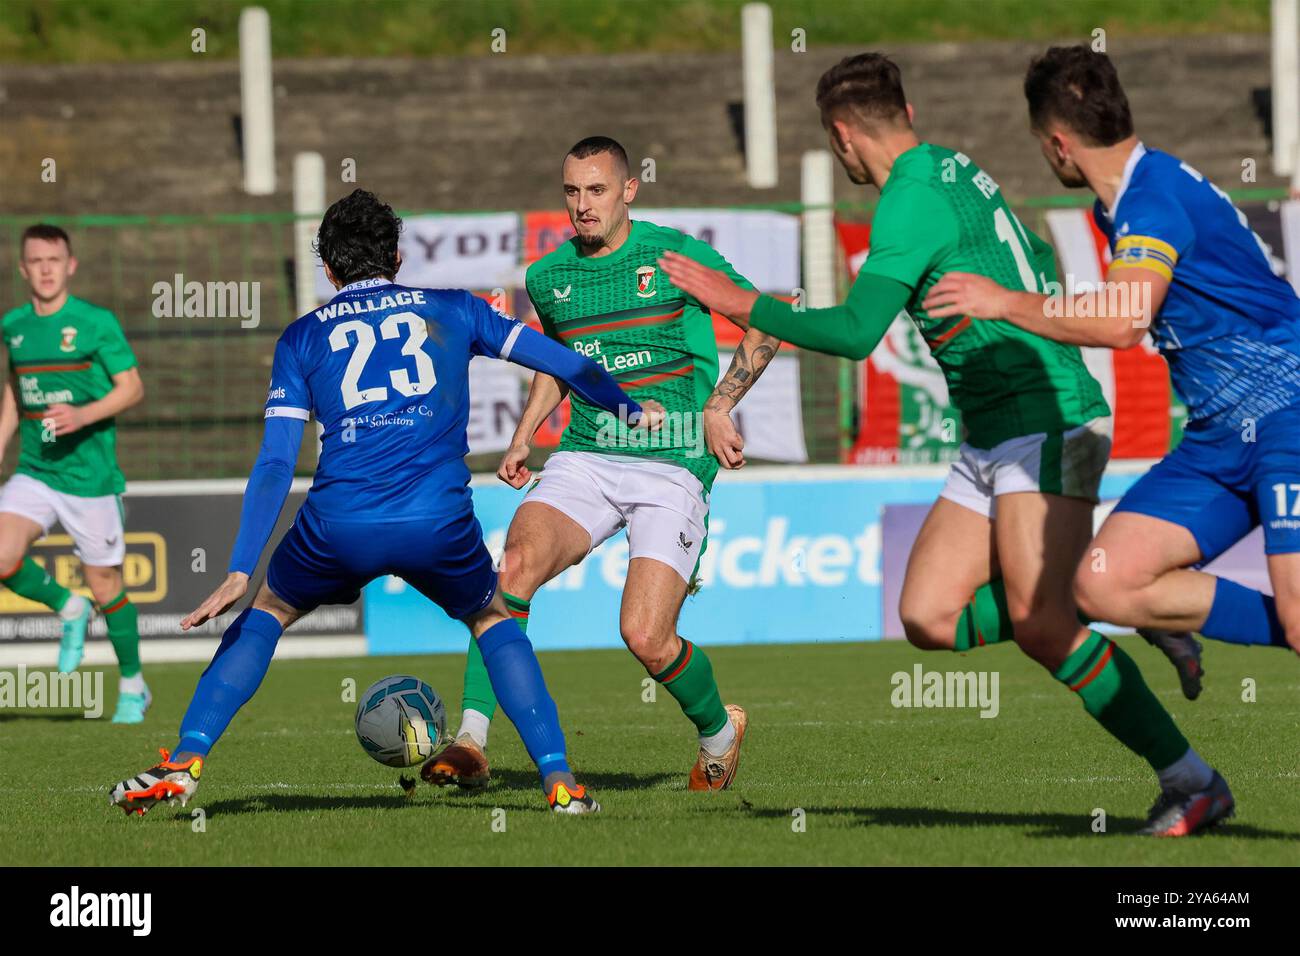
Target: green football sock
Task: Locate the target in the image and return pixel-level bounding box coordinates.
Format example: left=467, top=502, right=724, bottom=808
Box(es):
left=1, top=558, right=72, bottom=612
left=954, top=579, right=1014, bottom=650
left=653, top=638, right=729, bottom=736
left=461, top=591, right=530, bottom=721
left=100, top=590, right=142, bottom=679
left=1054, top=629, right=1189, bottom=771
left=463, top=637, right=498, bottom=720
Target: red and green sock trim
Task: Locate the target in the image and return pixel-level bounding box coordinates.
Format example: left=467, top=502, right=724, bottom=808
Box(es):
left=99, top=589, right=142, bottom=679
left=653, top=638, right=728, bottom=737
left=503, top=592, right=530, bottom=634
left=1054, top=630, right=1189, bottom=771
left=954, top=579, right=1014, bottom=651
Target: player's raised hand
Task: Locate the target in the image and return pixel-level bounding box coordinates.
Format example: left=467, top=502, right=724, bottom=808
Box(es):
left=42, top=403, right=87, bottom=436
left=497, top=442, right=532, bottom=489
left=181, top=571, right=250, bottom=631
left=703, top=405, right=745, bottom=469
left=922, top=272, right=1013, bottom=320
left=633, top=399, right=666, bottom=432
left=658, top=252, right=760, bottom=328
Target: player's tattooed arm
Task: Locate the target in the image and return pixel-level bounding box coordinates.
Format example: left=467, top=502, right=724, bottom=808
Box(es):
left=702, top=327, right=779, bottom=469
left=708, top=329, right=779, bottom=414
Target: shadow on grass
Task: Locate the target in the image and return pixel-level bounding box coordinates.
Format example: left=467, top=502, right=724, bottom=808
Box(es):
left=0, top=712, right=97, bottom=722
left=201, top=792, right=417, bottom=816
left=197, top=767, right=677, bottom=818
left=486, top=766, right=677, bottom=792
left=740, top=804, right=1300, bottom=840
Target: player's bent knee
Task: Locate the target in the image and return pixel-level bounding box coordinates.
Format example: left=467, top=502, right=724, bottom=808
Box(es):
left=620, top=626, right=676, bottom=672
left=0, top=549, right=25, bottom=578
left=1072, top=564, right=1121, bottom=623
left=902, top=618, right=954, bottom=650
left=1006, top=609, right=1075, bottom=668
left=498, top=544, right=547, bottom=597
left=899, top=601, right=958, bottom=650
left=82, top=570, right=123, bottom=605
left=252, top=583, right=301, bottom=628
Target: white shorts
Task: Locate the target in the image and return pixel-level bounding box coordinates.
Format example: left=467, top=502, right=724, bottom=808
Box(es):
left=940, top=417, right=1113, bottom=519
left=524, top=451, right=709, bottom=583
left=0, top=473, right=126, bottom=566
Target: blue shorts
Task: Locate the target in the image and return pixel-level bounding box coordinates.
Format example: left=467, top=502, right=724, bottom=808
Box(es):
left=1114, top=404, right=1300, bottom=559
left=266, top=504, right=498, bottom=619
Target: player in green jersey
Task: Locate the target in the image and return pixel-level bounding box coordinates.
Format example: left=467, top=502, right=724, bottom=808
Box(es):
left=0, top=224, right=148, bottom=723
left=661, top=54, right=1229, bottom=834
left=425, top=137, right=780, bottom=792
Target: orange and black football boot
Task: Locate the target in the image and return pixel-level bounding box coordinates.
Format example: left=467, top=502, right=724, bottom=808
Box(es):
left=546, top=779, right=600, bottom=814
left=110, top=748, right=203, bottom=816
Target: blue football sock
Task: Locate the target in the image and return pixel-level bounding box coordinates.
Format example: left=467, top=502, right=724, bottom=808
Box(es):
left=172, top=607, right=283, bottom=759
left=475, top=619, right=570, bottom=782
left=1201, top=577, right=1288, bottom=647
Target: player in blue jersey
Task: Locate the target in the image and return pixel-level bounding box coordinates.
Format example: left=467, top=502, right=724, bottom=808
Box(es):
left=108, top=190, right=662, bottom=817
left=924, top=47, right=1300, bottom=834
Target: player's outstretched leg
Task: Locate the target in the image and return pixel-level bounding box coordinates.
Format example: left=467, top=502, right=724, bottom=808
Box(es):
left=428, top=633, right=495, bottom=791
left=455, top=592, right=598, bottom=814
left=0, top=556, right=92, bottom=672
left=110, top=599, right=287, bottom=815
left=0, top=514, right=92, bottom=672
left=436, top=502, right=588, bottom=792
left=1076, top=513, right=1290, bottom=650
left=430, top=593, right=530, bottom=792
left=89, top=575, right=150, bottom=723
left=619, top=557, right=746, bottom=791
left=1001, top=493, right=1232, bottom=837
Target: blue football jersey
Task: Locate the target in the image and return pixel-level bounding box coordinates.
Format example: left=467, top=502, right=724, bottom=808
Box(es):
left=265, top=278, right=526, bottom=521
left=1095, top=145, right=1300, bottom=428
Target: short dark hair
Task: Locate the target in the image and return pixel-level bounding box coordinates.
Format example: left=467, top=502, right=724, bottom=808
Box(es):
left=815, top=53, right=909, bottom=128
left=1024, top=46, right=1134, bottom=146
left=315, top=189, right=402, bottom=286
left=565, top=136, right=630, bottom=178
left=20, top=223, right=71, bottom=254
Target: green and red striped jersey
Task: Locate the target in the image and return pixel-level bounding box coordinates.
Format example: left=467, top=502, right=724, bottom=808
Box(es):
left=527, top=219, right=752, bottom=489
left=2, top=295, right=137, bottom=496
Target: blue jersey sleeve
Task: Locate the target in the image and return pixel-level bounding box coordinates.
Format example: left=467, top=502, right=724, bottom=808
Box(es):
left=463, top=292, right=528, bottom=360
left=228, top=415, right=304, bottom=575
left=506, top=324, right=643, bottom=422
left=265, top=332, right=312, bottom=422
left=460, top=292, right=642, bottom=421
left=1110, top=189, right=1196, bottom=282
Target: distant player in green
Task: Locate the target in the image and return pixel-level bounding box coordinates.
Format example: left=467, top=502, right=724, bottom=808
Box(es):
left=0, top=224, right=148, bottom=723
left=661, top=54, right=1228, bottom=835
left=427, top=136, right=781, bottom=791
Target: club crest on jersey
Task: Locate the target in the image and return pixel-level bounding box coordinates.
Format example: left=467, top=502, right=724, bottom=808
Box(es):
left=552, top=285, right=571, bottom=302
left=636, top=265, right=657, bottom=298
left=59, top=327, right=77, bottom=352
left=7, top=335, right=22, bottom=350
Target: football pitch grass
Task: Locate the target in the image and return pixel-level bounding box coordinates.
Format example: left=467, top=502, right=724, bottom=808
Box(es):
left=3, top=639, right=1297, bottom=866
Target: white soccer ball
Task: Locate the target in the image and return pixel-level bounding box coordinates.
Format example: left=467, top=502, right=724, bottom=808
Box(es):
left=355, top=675, right=447, bottom=768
